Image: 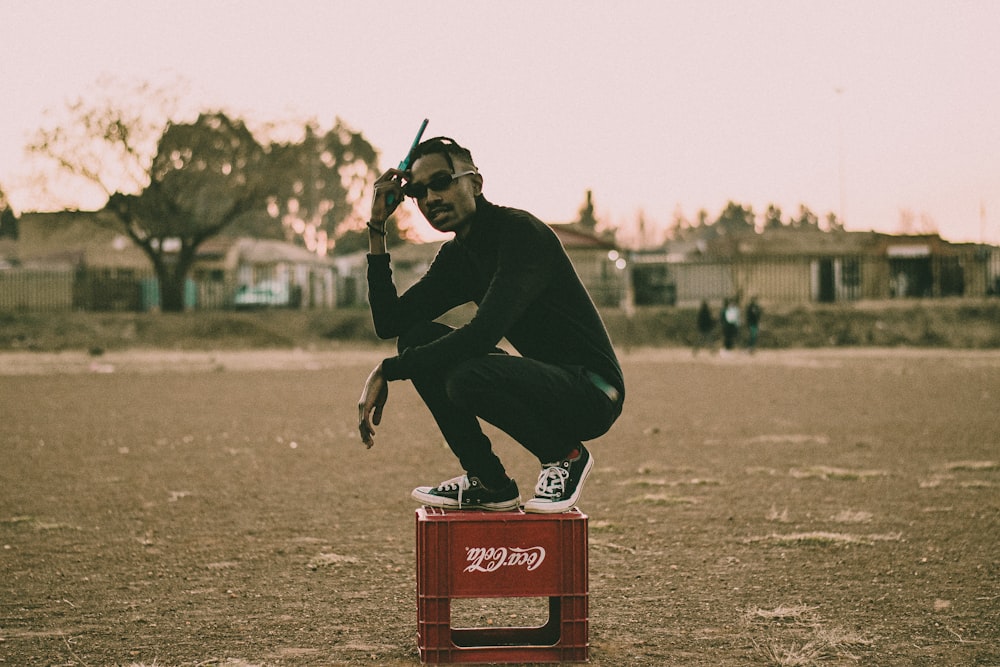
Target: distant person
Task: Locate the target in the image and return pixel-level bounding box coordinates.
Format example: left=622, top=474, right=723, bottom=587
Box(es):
left=745, top=297, right=762, bottom=353
left=693, top=300, right=715, bottom=355
left=357, top=136, right=624, bottom=513
left=721, top=298, right=740, bottom=351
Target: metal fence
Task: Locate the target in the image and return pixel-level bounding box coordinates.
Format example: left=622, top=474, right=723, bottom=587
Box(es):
left=0, top=268, right=281, bottom=312
left=0, top=269, right=76, bottom=312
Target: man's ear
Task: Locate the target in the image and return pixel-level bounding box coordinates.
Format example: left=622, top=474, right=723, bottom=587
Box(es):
left=471, top=172, right=484, bottom=196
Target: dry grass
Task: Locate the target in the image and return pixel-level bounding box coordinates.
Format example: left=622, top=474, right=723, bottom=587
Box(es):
left=766, top=505, right=791, bottom=523
left=128, top=661, right=263, bottom=667
left=752, top=531, right=903, bottom=547
left=306, top=552, right=359, bottom=570
left=622, top=476, right=722, bottom=487
left=830, top=509, right=873, bottom=524
left=743, top=605, right=873, bottom=666
left=944, top=460, right=998, bottom=471
left=789, top=466, right=889, bottom=481
left=626, top=493, right=700, bottom=505
left=744, top=604, right=820, bottom=625
left=7, top=301, right=1000, bottom=353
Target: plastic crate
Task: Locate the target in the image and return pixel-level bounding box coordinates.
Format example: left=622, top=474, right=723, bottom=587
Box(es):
left=416, top=506, right=588, bottom=664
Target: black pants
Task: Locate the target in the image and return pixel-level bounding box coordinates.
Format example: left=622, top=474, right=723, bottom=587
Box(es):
left=723, top=324, right=738, bottom=350
left=398, top=322, right=622, bottom=486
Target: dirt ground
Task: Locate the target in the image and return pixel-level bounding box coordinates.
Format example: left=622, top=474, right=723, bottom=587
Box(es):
left=1, top=347, right=997, bottom=666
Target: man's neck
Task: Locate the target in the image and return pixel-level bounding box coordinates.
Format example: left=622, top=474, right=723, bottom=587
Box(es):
left=455, top=196, right=487, bottom=241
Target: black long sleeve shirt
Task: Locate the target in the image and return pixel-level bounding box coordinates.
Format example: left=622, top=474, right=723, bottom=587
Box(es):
left=367, top=197, right=624, bottom=399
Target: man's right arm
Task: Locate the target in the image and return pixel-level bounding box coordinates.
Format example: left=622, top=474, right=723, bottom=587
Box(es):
left=368, top=222, right=387, bottom=255
left=356, top=168, right=405, bottom=450
left=368, top=168, right=406, bottom=255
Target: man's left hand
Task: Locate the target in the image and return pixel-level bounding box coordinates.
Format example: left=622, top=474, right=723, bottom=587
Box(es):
left=358, top=363, right=389, bottom=449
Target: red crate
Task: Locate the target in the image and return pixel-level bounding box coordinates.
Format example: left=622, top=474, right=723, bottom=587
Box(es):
left=415, top=507, right=588, bottom=664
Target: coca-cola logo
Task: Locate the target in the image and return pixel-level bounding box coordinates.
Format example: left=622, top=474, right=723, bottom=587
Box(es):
left=464, top=546, right=546, bottom=573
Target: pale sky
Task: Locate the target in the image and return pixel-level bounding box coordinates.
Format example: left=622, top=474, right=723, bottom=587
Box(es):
left=2, top=0, right=998, bottom=244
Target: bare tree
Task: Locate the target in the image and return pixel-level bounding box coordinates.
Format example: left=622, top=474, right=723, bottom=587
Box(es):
left=26, top=77, right=184, bottom=209
left=0, top=187, right=17, bottom=241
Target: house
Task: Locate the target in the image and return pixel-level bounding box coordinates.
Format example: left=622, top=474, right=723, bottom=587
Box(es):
left=4, top=210, right=146, bottom=311
left=332, top=238, right=444, bottom=307
left=4, top=211, right=337, bottom=311
left=213, top=237, right=337, bottom=309
left=0, top=238, right=18, bottom=269
left=646, top=228, right=999, bottom=306
left=549, top=223, right=623, bottom=307
left=16, top=210, right=150, bottom=271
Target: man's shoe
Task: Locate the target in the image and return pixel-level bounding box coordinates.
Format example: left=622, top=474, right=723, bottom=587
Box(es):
left=523, top=445, right=593, bottom=514
left=412, top=474, right=521, bottom=511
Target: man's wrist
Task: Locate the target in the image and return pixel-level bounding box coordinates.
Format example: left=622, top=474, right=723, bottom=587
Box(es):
left=367, top=220, right=387, bottom=236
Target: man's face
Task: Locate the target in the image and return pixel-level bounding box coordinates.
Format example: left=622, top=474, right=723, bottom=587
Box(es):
left=408, top=153, right=482, bottom=236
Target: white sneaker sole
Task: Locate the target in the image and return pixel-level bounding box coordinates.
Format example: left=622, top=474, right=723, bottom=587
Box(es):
left=523, top=452, right=594, bottom=514
left=411, top=487, right=521, bottom=511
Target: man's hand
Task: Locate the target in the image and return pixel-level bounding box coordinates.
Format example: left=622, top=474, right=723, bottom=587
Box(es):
left=358, top=363, right=389, bottom=449
left=370, top=168, right=407, bottom=224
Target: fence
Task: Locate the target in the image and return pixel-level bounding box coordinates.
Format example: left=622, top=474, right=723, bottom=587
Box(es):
left=3, top=251, right=999, bottom=313
left=0, top=269, right=75, bottom=312
left=631, top=252, right=1000, bottom=307
left=0, top=269, right=295, bottom=313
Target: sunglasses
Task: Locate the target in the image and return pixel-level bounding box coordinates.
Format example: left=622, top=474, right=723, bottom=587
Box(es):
left=403, top=170, right=477, bottom=200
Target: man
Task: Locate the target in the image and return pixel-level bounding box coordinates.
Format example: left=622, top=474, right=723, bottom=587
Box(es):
left=721, top=297, right=740, bottom=352
left=745, top=296, right=762, bottom=352
left=693, top=299, right=715, bottom=356
left=357, top=136, right=624, bottom=513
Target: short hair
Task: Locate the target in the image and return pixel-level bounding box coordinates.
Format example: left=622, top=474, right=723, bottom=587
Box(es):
left=408, top=136, right=477, bottom=173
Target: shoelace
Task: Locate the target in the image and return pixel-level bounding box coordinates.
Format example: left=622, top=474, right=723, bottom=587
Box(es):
left=436, top=474, right=471, bottom=505
left=534, top=465, right=569, bottom=499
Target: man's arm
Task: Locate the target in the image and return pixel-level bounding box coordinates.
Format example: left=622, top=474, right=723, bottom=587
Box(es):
left=367, top=168, right=406, bottom=255
left=357, top=361, right=388, bottom=448
left=356, top=169, right=404, bottom=448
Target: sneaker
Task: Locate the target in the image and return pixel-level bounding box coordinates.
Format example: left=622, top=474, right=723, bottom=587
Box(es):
left=523, top=445, right=594, bottom=514
left=411, top=474, right=521, bottom=511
